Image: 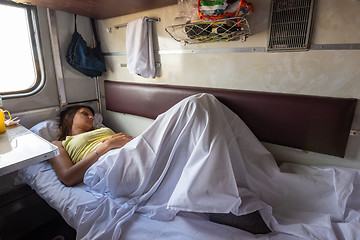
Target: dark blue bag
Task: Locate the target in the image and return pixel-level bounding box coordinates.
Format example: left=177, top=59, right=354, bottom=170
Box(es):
left=66, top=15, right=106, bottom=77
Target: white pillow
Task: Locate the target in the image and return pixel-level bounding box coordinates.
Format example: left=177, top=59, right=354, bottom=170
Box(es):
left=93, top=113, right=105, bottom=129
left=30, top=119, right=60, bottom=142
left=30, top=113, right=105, bottom=142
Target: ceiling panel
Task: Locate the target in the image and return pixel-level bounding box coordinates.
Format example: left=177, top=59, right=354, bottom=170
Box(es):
left=9, top=0, right=177, bottom=19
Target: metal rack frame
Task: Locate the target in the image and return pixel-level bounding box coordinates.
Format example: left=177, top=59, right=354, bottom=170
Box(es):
left=165, top=16, right=251, bottom=45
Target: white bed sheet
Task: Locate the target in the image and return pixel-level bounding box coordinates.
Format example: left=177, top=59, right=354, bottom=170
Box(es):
left=16, top=161, right=280, bottom=240
left=16, top=94, right=360, bottom=240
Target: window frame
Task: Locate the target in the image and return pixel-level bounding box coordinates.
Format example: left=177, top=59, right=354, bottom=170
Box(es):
left=0, top=0, right=45, bottom=99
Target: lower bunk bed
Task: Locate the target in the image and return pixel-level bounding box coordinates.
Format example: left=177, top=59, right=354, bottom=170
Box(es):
left=16, top=81, right=360, bottom=240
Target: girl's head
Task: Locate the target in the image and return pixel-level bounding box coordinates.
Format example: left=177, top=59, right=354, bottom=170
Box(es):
left=58, top=105, right=95, bottom=140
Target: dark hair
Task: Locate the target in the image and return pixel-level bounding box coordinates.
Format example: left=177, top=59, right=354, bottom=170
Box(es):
left=58, top=105, right=95, bottom=141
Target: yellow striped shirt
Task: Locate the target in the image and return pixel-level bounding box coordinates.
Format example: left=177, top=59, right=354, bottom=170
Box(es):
left=62, top=127, right=115, bottom=164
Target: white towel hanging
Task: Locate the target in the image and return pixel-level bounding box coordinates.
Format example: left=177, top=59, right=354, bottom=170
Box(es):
left=126, top=17, right=156, bottom=79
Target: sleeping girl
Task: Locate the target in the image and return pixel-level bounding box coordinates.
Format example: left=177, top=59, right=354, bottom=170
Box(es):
left=50, top=105, right=134, bottom=187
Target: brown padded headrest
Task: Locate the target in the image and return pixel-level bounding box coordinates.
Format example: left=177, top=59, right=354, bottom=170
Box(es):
left=104, top=80, right=357, bottom=157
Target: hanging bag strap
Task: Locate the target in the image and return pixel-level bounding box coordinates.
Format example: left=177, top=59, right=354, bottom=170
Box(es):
left=74, top=14, right=78, bottom=32
left=90, top=18, right=100, bottom=44
left=73, top=15, right=100, bottom=46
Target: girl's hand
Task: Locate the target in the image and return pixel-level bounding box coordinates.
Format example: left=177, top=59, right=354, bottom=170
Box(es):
left=97, top=133, right=134, bottom=155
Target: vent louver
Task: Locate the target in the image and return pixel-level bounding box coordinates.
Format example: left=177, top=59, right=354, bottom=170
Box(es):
left=267, top=0, right=316, bottom=52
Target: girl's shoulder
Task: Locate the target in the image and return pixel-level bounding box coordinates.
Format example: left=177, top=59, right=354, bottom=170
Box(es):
left=93, top=127, right=115, bottom=135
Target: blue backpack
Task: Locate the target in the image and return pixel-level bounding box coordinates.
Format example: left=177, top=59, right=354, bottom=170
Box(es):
left=66, top=15, right=106, bottom=78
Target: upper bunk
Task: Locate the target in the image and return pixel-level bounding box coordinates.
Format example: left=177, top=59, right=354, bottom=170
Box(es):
left=5, top=0, right=177, bottom=19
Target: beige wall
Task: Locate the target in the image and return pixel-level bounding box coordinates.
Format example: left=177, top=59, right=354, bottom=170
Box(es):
left=97, top=0, right=360, bottom=169
left=97, top=0, right=360, bottom=98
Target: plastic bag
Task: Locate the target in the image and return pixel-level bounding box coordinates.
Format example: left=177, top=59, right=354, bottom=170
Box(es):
left=197, top=0, right=254, bottom=20
left=199, top=0, right=228, bottom=17
left=177, top=0, right=199, bottom=21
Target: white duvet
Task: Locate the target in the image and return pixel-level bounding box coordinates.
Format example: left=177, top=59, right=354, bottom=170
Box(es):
left=71, top=93, right=360, bottom=240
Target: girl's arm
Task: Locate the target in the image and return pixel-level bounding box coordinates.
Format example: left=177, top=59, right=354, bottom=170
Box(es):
left=49, top=141, right=99, bottom=186
left=49, top=133, right=133, bottom=186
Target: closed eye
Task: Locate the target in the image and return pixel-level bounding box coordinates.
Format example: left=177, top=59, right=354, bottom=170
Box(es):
left=81, top=111, right=93, bottom=118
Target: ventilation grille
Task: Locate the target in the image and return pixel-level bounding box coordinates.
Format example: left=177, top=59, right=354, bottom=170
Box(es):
left=267, top=0, right=316, bottom=52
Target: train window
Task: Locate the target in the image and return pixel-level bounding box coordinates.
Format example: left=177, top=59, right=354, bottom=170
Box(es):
left=0, top=1, right=44, bottom=97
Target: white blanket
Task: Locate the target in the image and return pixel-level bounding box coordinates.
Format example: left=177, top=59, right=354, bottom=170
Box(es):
left=126, top=17, right=156, bottom=78
left=16, top=161, right=266, bottom=240
left=77, top=93, right=360, bottom=240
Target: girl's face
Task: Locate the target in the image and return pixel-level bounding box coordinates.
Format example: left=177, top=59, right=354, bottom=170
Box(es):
left=72, top=107, right=94, bottom=132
